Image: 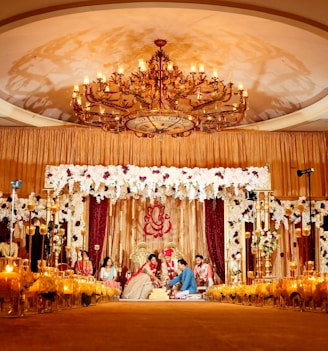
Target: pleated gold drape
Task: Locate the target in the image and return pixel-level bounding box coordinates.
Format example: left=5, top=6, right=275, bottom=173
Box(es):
left=0, top=127, right=327, bottom=199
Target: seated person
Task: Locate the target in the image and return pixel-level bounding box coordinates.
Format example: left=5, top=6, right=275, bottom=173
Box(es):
left=74, top=250, right=93, bottom=275
left=193, top=254, right=214, bottom=288
left=0, top=234, right=18, bottom=257
left=168, top=259, right=197, bottom=299
left=161, top=248, right=179, bottom=282
left=122, top=253, right=161, bottom=299
left=99, top=256, right=121, bottom=290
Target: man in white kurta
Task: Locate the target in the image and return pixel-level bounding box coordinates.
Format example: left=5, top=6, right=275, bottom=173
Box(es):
left=0, top=234, right=18, bottom=257
left=193, top=255, right=214, bottom=288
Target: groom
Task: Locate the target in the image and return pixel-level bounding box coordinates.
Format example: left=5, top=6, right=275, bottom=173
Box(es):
left=168, top=259, right=197, bottom=299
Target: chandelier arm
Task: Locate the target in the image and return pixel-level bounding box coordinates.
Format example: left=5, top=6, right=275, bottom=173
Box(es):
left=100, top=100, right=129, bottom=113
left=132, top=94, right=151, bottom=109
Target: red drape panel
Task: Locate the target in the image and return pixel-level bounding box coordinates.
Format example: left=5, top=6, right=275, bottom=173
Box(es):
left=204, top=199, right=225, bottom=282
left=88, top=197, right=109, bottom=270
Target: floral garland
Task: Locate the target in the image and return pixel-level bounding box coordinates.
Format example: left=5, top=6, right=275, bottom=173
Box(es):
left=45, top=164, right=271, bottom=202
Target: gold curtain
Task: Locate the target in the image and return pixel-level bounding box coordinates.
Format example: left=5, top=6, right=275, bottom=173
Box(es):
left=0, top=127, right=327, bottom=199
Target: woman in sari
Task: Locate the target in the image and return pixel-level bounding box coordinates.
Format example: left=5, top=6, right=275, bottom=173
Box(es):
left=122, top=253, right=161, bottom=299
left=74, top=250, right=93, bottom=276
left=99, top=256, right=121, bottom=290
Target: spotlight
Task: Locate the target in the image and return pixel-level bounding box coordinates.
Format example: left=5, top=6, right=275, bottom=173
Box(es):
left=297, top=168, right=314, bottom=177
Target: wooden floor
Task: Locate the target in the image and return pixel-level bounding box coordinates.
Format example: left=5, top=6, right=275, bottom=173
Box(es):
left=1, top=301, right=328, bottom=351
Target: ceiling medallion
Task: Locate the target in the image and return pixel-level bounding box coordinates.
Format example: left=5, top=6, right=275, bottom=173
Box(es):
left=72, top=39, right=248, bottom=137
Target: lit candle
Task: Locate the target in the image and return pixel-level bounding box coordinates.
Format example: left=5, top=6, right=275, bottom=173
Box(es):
left=212, top=70, right=218, bottom=78
left=190, top=64, right=197, bottom=73
left=167, top=61, right=173, bottom=71
left=118, top=67, right=124, bottom=75
left=199, top=64, right=205, bottom=73
left=83, top=77, right=89, bottom=85
left=73, top=84, right=80, bottom=92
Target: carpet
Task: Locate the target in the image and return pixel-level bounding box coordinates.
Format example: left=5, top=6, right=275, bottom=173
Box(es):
left=1, top=301, right=328, bottom=351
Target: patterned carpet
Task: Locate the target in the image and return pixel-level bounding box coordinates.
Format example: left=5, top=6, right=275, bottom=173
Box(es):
left=1, top=301, right=328, bottom=351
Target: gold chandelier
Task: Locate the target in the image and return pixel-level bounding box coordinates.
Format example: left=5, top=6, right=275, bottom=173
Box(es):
left=72, top=39, right=248, bottom=138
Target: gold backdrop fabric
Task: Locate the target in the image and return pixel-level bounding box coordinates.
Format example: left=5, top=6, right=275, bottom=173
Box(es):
left=0, top=127, right=327, bottom=199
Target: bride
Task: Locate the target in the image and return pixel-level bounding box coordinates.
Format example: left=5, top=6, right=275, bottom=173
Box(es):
left=122, top=253, right=161, bottom=299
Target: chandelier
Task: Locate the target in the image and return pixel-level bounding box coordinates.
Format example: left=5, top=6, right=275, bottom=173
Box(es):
left=72, top=39, right=248, bottom=137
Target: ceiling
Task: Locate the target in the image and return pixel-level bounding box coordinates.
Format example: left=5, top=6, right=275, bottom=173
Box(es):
left=0, top=0, right=327, bottom=132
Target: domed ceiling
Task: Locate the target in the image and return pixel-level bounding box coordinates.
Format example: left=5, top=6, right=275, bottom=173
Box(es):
left=0, top=1, right=327, bottom=131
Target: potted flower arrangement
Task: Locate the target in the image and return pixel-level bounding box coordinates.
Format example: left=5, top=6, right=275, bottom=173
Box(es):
left=251, top=228, right=280, bottom=256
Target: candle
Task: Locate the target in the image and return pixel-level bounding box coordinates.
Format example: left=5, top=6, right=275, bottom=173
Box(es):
left=247, top=271, right=254, bottom=279
left=0, top=270, right=19, bottom=290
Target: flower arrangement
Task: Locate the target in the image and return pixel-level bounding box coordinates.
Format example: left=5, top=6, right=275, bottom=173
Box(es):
left=251, top=228, right=280, bottom=256
left=45, top=164, right=271, bottom=202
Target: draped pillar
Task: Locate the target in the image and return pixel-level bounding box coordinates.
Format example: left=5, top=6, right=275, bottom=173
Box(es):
left=88, top=196, right=109, bottom=269
left=205, top=199, right=225, bottom=282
